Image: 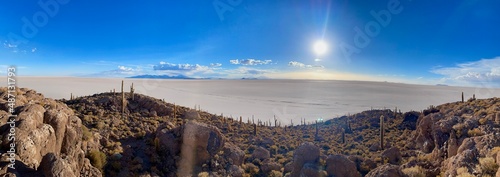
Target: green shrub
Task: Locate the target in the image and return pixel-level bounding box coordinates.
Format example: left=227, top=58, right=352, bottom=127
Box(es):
left=477, top=157, right=498, bottom=176
left=88, top=150, right=107, bottom=172
left=402, top=166, right=425, bottom=177
left=82, top=126, right=92, bottom=141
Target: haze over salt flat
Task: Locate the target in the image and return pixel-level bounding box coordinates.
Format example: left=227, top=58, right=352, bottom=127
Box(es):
left=5, top=77, right=500, bottom=124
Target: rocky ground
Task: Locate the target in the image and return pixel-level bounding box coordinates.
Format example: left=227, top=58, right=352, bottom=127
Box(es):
left=0, top=87, right=499, bottom=177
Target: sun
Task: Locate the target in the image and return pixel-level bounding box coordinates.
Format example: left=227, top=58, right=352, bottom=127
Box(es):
left=313, top=40, right=328, bottom=56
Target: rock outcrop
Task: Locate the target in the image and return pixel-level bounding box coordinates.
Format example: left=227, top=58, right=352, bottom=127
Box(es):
left=398, top=111, right=420, bottom=130
left=155, top=120, right=226, bottom=176
left=0, top=88, right=101, bottom=176
left=365, top=164, right=406, bottom=177
left=382, top=147, right=402, bottom=165
left=290, top=142, right=320, bottom=177
left=325, top=154, right=361, bottom=177
left=251, top=146, right=270, bottom=161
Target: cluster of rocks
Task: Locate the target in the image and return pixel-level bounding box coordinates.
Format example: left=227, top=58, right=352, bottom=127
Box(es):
left=413, top=99, right=500, bottom=176
left=0, top=88, right=101, bottom=177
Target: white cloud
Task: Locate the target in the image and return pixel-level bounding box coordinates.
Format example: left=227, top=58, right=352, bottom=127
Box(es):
left=31, top=48, right=37, bottom=53
left=210, top=63, right=222, bottom=67
left=431, top=57, right=500, bottom=86
left=153, top=62, right=210, bottom=72
left=118, top=66, right=134, bottom=72
left=86, top=65, right=142, bottom=77
left=288, top=61, right=324, bottom=69
left=229, top=59, right=272, bottom=65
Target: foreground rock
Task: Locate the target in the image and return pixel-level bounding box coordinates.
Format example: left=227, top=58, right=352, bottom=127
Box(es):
left=155, top=120, right=228, bottom=176
left=325, top=154, right=361, bottom=177
left=0, top=88, right=101, bottom=177
left=290, top=142, right=321, bottom=177
left=365, top=164, right=406, bottom=177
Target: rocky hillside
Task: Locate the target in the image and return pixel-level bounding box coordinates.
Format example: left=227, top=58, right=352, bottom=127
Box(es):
left=1, top=87, right=500, bottom=177
left=0, top=87, right=101, bottom=177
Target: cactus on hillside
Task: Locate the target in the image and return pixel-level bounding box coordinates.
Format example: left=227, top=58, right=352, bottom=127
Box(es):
left=461, top=92, right=464, bottom=103
left=173, top=103, right=177, bottom=119
left=341, top=128, right=345, bottom=144
left=380, top=115, right=385, bottom=150
left=253, top=123, right=257, bottom=136
left=121, top=80, right=125, bottom=118
left=495, top=112, right=500, bottom=125
left=315, top=120, right=319, bottom=136
left=130, top=83, right=135, bottom=100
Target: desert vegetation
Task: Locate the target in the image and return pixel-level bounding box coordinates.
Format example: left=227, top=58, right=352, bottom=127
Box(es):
left=0, top=86, right=499, bottom=176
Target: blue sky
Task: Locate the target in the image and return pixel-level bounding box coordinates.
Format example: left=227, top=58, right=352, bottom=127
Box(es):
left=1, top=0, right=499, bottom=87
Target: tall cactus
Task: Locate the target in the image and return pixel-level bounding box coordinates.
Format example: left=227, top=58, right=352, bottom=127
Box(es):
left=315, top=120, right=319, bottom=136
left=173, top=103, right=177, bottom=119
left=121, top=80, right=125, bottom=118
left=130, top=83, right=135, bottom=100
left=70, top=93, right=73, bottom=100
left=274, top=115, right=277, bottom=127
left=461, top=92, right=464, bottom=103
left=341, top=128, right=345, bottom=144
left=253, top=123, right=257, bottom=135
left=380, top=115, right=385, bottom=150
left=495, top=112, right=500, bottom=125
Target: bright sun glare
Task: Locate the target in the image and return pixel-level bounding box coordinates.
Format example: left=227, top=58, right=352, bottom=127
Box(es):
left=313, top=40, right=328, bottom=56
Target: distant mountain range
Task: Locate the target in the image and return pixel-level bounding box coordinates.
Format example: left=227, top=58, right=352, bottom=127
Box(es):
left=128, top=74, right=195, bottom=79
left=128, top=75, right=269, bottom=80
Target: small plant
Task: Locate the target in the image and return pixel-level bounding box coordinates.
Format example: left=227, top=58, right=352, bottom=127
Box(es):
left=456, top=167, right=474, bottom=177
left=82, top=126, right=92, bottom=141
left=198, top=172, right=210, bottom=177
left=88, top=150, right=107, bottom=172
left=268, top=170, right=283, bottom=177
left=467, top=128, right=483, bottom=137
left=476, top=157, right=498, bottom=176
left=402, top=166, right=425, bottom=177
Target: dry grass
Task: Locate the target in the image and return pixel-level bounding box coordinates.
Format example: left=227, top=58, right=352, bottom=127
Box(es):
left=402, top=165, right=426, bottom=177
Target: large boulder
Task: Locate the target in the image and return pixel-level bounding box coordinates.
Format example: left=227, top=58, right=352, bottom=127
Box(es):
left=325, top=155, right=361, bottom=177
left=40, top=153, right=77, bottom=177
left=0, top=88, right=101, bottom=177
left=15, top=124, right=57, bottom=169
left=415, top=113, right=461, bottom=154
left=260, top=159, right=282, bottom=174
left=365, top=164, right=406, bottom=177
left=443, top=149, right=479, bottom=177
left=398, top=111, right=420, bottom=130
left=382, top=147, right=402, bottom=165
left=183, top=109, right=201, bottom=120
left=251, top=146, right=270, bottom=161
left=291, top=142, right=320, bottom=177
left=223, top=143, right=245, bottom=166
left=299, top=163, right=325, bottom=177
left=227, top=165, right=244, bottom=177
left=177, top=121, right=225, bottom=176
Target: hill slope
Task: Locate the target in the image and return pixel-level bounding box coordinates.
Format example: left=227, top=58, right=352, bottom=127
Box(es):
left=1, top=87, right=499, bottom=176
